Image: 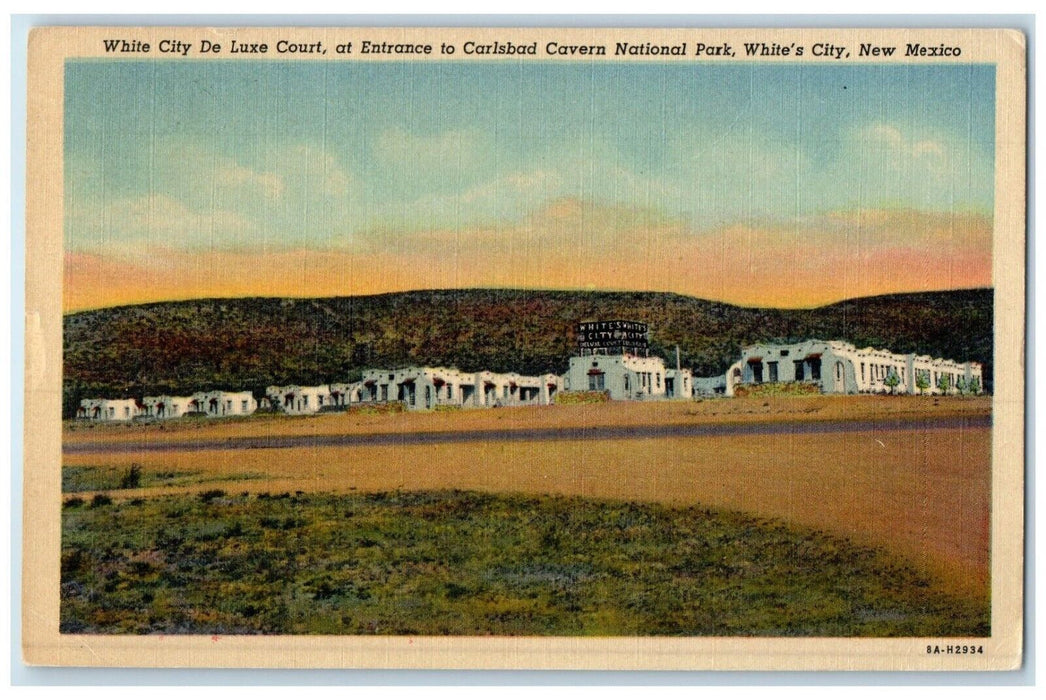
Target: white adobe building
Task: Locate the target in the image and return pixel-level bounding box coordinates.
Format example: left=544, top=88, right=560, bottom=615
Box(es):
left=356, top=366, right=562, bottom=410
left=77, top=397, right=142, bottom=421
left=474, top=370, right=515, bottom=407
left=536, top=373, right=564, bottom=404
left=562, top=354, right=692, bottom=400
left=692, top=375, right=727, bottom=397
left=141, top=395, right=194, bottom=419
left=190, top=390, right=258, bottom=417
left=359, top=367, right=473, bottom=409
left=723, top=339, right=983, bottom=396
left=265, top=385, right=331, bottom=414
left=328, top=382, right=358, bottom=407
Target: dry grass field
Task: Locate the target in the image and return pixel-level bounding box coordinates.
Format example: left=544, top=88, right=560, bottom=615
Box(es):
left=64, top=396, right=992, bottom=601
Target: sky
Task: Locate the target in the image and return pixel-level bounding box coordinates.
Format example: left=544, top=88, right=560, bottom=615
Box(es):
left=64, top=60, right=995, bottom=311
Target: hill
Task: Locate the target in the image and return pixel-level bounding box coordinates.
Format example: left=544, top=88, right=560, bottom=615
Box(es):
left=62, top=288, right=993, bottom=417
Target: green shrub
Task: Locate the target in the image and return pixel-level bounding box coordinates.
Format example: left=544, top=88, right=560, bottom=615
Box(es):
left=733, top=382, right=821, bottom=398
left=554, top=391, right=610, bottom=405
left=90, top=494, right=112, bottom=508
left=119, top=464, right=142, bottom=489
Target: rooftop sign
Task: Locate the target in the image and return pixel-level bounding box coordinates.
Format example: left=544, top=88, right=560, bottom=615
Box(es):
left=576, top=320, right=649, bottom=355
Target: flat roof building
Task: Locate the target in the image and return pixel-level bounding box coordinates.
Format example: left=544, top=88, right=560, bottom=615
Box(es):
left=724, top=340, right=983, bottom=396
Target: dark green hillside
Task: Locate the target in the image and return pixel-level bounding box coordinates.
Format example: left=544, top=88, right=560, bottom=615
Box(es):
left=62, top=288, right=992, bottom=417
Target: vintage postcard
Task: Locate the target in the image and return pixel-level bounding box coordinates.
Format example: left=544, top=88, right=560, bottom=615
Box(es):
left=23, top=26, right=1025, bottom=670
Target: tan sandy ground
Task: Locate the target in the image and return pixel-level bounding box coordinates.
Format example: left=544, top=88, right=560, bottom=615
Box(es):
left=63, top=394, right=992, bottom=445
left=64, top=399, right=991, bottom=601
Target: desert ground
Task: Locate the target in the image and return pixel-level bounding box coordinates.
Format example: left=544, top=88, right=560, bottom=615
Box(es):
left=63, top=395, right=992, bottom=601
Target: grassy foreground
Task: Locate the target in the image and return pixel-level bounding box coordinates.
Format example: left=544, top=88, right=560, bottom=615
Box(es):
left=61, top=489, right=989, bottom=637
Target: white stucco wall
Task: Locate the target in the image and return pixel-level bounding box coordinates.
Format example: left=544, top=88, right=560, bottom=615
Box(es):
left=266, top=385, right=330, bottom=414
left=727, top=340, right=984, bottom=396
left=563, top=354, right=669, bottom=400
left=78, top=398, right=141, bottom=421
left=141, top=395, right=194, bottom=419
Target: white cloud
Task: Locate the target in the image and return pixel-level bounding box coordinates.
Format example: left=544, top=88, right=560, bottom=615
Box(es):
left=66, top=193, right=259, bottom=251
left=215, top=162, right=284, bottom=199
left=857, top=122, right=952, bottom=171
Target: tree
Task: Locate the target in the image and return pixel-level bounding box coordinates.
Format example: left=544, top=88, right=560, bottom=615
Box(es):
left=936, top=373, right=952, bottom=395
left=883, top=369, right=901, bottom=395
left=915, top=371, right=930, bottom=395
left=967, top=377, right=981, bottom=395
left=955, top=376, right=968, bottom=396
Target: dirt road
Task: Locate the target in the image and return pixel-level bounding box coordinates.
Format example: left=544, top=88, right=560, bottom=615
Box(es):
left=64, top=414, right=990, bottom=454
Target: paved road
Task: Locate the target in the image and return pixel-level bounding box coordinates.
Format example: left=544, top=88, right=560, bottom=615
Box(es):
left=63, top=414, right=991, bottom=454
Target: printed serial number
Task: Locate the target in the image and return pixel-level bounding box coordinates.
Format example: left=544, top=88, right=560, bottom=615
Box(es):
left=926, top=644, right=984, bottom=655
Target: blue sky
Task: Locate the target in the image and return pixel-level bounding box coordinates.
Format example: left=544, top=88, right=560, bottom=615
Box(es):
left=63, top=59, right=996, bottom=309
left=65, top=60, right=995, bottom=250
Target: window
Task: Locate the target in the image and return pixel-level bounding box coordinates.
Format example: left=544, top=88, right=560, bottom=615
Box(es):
left=655, top=373, right=661, bottom=388
left=748, top=361, right=764, bottom=383
left=588, top=372, right=605, bottom=391
left=446, top=383, right=454, bottom=400
left=303, top=396, right=309, bottom=407
left=780, top=349, right=790, bottom=357
left=767, top=361, right=779, bottom=383
left=860, top=363, right=865, bottom=382
left=242, top=400, right=248, bottom=411
left=124, top=406, right=130, bottom=417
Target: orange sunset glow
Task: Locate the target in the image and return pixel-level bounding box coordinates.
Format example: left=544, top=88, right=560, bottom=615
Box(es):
left=64, top=203, right=992, bottom=312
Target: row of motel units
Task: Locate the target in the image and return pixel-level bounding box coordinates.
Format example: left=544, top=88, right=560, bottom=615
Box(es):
left=351, top=367, right=563, bottom=410
left=78, top=391, right=259, bottom=421
left=261, top=368, right=566, bottom=415
left=717, top=340, right=983, bottom=396
left=75, top=341, right=981, bottom=421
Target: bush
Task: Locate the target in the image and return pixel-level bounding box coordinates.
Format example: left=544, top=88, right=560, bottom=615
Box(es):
left=90, top=494, right=112, bottom=508
left=63, top=496, right=85, bottom=509
left=199, top=489, right=227, bottom=503
left=119, top=464, right=142, bottom=489
left=733, top=382, right=821, bottom=398
left=554, top=391, right=610, bottom=405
